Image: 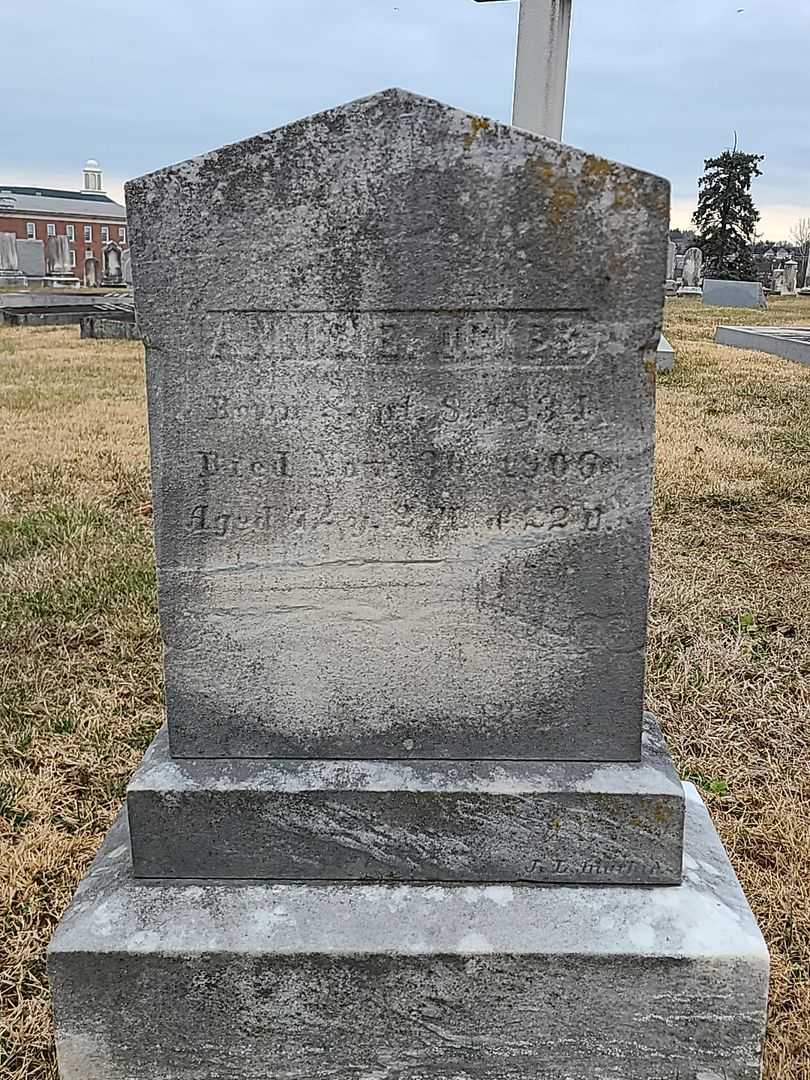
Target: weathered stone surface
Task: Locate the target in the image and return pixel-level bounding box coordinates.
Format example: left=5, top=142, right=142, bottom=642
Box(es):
left=84, top=255, right=99, bottom=288
left=784, top=259, right=798, bottom=295
left=15, top=239, right=46, bottom=279
left=681, top=246, right=703, bottom=288
left=702, top=278, right=767, bottom=310
left=45, top=234, right=73, bottom=276
left=102, top=240, right=124, bottom=286
left=80, top=316, right=141, bottom=340
left=716, top=324, right=810, bottom=366
left=126, top=714, right=684, bottom=884
left=0, top=232, right=26, bottom=286
left=126, top=88, right=668, bottom=762
left=48, top=785, right=768, bottom=1080
left=0, top=231, right=19, bottom=270
left=665, top=239, right=676, bottom=283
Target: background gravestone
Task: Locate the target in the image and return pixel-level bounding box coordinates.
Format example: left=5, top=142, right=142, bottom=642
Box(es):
left=49, top=90, right=768, bottom=1080
left=44, top=235, right=79, bottom=286
left=703, top=278, right=767, bottom=309
left=0, top=231, right=26, bottom=287
left=102, top=241, right=124, bottom=286
left=16, top=238, right=46, bottom=281
left=84, top=255, right=99, bottom=288
left=679, top=245, right=703, bottom=293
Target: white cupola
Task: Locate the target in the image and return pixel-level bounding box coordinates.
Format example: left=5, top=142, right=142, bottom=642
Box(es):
left=83, top=159, right=105, bottom=194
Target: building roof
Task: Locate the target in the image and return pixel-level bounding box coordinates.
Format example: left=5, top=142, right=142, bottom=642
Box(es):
left=0, top=185, right=127, bottom=220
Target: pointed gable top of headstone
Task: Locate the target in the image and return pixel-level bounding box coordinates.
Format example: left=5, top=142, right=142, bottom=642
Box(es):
left=126, top=87, right=668, bottom=333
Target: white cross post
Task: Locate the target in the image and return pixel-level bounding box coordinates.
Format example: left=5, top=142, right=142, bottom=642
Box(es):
left=472, top=0, right=573, bottom=141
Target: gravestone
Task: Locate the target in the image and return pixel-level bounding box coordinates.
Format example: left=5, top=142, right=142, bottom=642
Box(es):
left=122, top=248, right=133, bottom=284
left=678, top=245, right=703, bottom=295
left=664, top=239, right=677, bottom=292
left=16, top=239, right=46, bottom=281
left=0, top=232, right=26, bottom=287
left=49, top=89, right=768, bottom=1080
left=784, top=259, right=798, bottom=295
left=44, top=235, right=79, bottom=288
left=772, top=267, right=787, bottom=295
left=102, top=240, right=124, bottom=286
left=702, top=278, right=767, bottom=310
left=84, top=256, right=99, bottom=288
left=716, top=324, right=810, bottom=366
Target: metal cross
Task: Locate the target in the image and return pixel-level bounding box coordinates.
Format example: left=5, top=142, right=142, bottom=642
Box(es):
left=473, top=0, right=573, bottom=140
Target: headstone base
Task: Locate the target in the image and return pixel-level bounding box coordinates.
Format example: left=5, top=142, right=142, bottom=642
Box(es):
left=677, top=286, right=703, bottom=297
left=44, top=276, right=81, bottom=289
left=49, top=785, right=767, bottom=1080
left=126, top=715, right=684, bottom=885
left=0, top=270, right=27, bottom=288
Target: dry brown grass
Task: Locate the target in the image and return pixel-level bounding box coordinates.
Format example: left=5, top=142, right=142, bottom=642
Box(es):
left=0, top=326, right=159, bottom=1079
left=0, top=308, right=808, bottom=1078
left=651, top=296, right=810, bottom=1080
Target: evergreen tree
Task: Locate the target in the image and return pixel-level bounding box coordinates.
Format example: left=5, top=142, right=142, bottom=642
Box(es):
left=693, top=147, right=764, bottom=280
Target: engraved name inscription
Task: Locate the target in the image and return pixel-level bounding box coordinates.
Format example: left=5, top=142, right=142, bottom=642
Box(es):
left=173, top=310, right=641, bottom=553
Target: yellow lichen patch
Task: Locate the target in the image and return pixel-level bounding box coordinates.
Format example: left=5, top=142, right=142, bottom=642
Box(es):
left=530, top=159, right=557, bottom=187
left=613, top=181, right=640, bottom=210
left=463, top=115, right=492, bottom=151
left=581, top=156, right=619, bottom=185
left=547, top=184, right=578, bottom=224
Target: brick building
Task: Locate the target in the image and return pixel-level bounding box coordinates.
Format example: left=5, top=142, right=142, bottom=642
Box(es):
left=0, top=161, right=127, bottom=283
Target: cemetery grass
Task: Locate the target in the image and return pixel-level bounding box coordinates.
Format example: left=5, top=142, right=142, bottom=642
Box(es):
left=0, top=308, right=808, bottom=1079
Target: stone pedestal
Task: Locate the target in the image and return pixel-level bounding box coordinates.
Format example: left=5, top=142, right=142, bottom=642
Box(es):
left=49, top=90, right=768, bottom=1080
left=49, top=786, right=767, bottom=1080
left=126, top=715, right=684, bottom=885
left=0, top=269, right=27, bottom=287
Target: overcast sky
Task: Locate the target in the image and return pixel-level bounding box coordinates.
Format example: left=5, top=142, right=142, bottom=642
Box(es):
left=2, top=0, right=808, bottom=240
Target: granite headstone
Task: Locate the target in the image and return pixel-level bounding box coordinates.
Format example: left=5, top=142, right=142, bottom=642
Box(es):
left=679, top=245, right=703, bottom=294
left=49, top=90, right=768, bottom=1080
left=702, top=278, right=768, bottom=310
left=16, top=239, right=46, bottom=280
left=84, top=256, right=99, bottom=288
left=44, top=235, right=79, bottom=286
left=784, top=259, right=798, bottom=295
left=0, top=232, right=26, bottom=287
left=102, top=241, right=123, bottom=286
